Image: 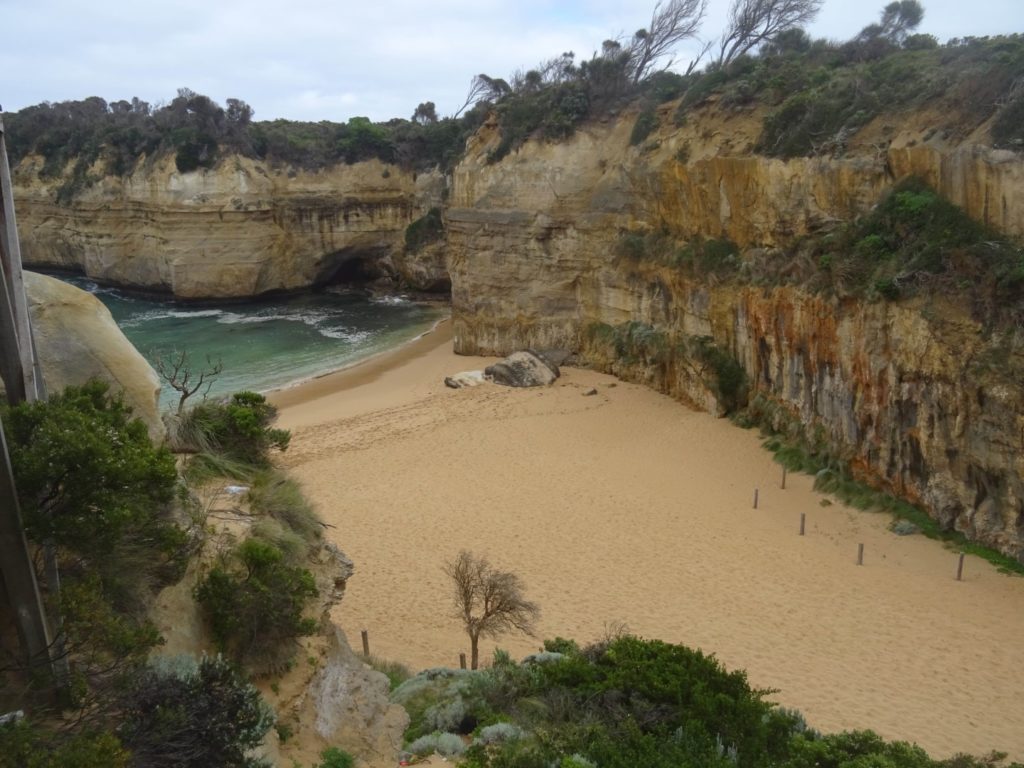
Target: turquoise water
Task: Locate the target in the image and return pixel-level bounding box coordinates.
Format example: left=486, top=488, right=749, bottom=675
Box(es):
left=61, top=276, right=447, bottom=409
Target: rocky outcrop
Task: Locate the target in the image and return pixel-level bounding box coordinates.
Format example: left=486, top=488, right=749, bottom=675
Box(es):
left=13, top=155, right=448, bottom=299
left=485, top=350, right=560, bottom=387
left=447, top=102, right=1024, bottom=560
left=23, top=271, right=164, bottom=440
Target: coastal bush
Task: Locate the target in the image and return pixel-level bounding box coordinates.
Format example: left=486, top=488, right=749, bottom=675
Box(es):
left=686, top=335, right=748, bottom=412
left=2, top=380, right=180, bottom=562
left=405, top=207, right=445, bottom=252
left=195, top=538, right=318, bottom=670
left=407, top=732, right=467, bottom=758
left=0, top=721, right=129, bottom=768
left=365, top=654, right=413, bottom=691
left=314, top=747, right=355, bottom=768
left=185, top=391, right=290, bottom=466
left=674, top=237, right=741, bottom=279
left=117, top=654, right=273, bottom=767
left=629, top=106, right=659, bottom=146
left=247, top=470, right=322, bottom=543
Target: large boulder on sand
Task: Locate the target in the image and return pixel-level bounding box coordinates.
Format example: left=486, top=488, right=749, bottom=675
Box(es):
left=484, top=350, right=560, bottom=387
left=23, top=272, right=164, bottom=441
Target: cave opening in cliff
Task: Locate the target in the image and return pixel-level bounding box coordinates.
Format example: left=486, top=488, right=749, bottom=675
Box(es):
left=318, top=250, right=386, bottom=288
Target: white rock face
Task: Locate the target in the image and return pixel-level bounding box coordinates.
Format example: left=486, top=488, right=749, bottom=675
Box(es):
left=24, top=271, right=164, bottom=441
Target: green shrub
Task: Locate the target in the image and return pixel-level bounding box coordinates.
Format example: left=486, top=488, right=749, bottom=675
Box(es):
left=992, top=94, right=1024, bottom=149
left=405, top=207, right=445, bottom=252
left=186, top=391, right=290, bottom=466
left=195, top=539, right=318, bottom=669
left=688, top=335, right=748, bottom=412
left=118, top=654, right=273, bottom=767
left=629, top=107, right=659, bottom=146
left=315, top=747, right=355, bottom=768
left=0, top=721, right=129, bottom=768
left=365, top=654, right=413, bottom=691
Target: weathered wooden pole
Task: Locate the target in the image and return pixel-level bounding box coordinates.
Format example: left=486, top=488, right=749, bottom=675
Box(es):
left=0, top=115, right=43, bottom=403
left=753, top=488, right=759, bottom=509
left=799, top=513, right=806, bottom=536
left=857, top=543, right=865, bottom=566
left=0, top=114, right=60, bottom=681
left=361, top=629, right=370, bottom=657
left=956, top=553, right=965, bottom=581
left=781, top=466, right=787, bottom=489
left=459, top=653, right=467, bottom=670
left=0, top=420, right=55, bottom=672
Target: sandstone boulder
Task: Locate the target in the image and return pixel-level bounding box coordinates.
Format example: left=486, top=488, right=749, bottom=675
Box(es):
left=484, top=350, right=560, bottom=387
left=24, top=272, right=164, bottom=441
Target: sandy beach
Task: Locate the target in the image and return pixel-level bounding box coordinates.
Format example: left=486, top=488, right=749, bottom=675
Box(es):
left=271, top=320, right=1024, bottom=760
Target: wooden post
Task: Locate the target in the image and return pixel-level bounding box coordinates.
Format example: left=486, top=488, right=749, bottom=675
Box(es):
left=361, top=629, right=370, bottom=657
left=0, top=116, right=42, bottom=402
left=0, top=117, right=62, bottom=688
left=857, top=543, right=864, bottom=566
left=459, top=653, right=467, bottom=670
left=781, top=466, right=787, bottom=489
left=956, top=553, right=965, bottom=581
left=799, top=513, right=806, bottom=536
left=0, top=420, right=55, bottom=673
left=753, top=488, right=759, bottom=509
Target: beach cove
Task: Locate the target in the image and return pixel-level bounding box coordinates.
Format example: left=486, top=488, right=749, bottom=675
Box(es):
left=270, top=321, right=1024, bottom=761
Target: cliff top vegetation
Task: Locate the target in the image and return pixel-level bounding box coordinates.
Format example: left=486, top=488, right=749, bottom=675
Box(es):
left=4, top=0, right=1021, bottom=203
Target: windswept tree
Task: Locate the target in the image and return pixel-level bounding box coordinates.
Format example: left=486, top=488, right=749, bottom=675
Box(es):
left=454, top=74, right=513, bottom=117
left=625, top=0, right=709, bottom=84
left=857, top=0, right=925, bottom=44
left=717, top=0, right=823, bottom=67
left=444, top=550, right=540, bottom=670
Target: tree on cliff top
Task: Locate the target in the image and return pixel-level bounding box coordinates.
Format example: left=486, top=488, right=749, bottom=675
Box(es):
left=717, top=0, right=824, bottom=67
left=444, top=551, right=539, bottom=670
left=626, top=0, right=709, bottom=84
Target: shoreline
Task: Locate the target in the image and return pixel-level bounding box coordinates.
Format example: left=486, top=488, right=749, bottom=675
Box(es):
left=274, top=329, right=1024, bottom=760
left=266, top=315, right=451, bottom=406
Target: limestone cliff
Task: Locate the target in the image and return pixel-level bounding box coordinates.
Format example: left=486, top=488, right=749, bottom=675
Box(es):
left=22, top=271, right=164, bottom=440
left=13, top=155, right=448, bottom=299
left=447, top=102, right=1024, bottom=561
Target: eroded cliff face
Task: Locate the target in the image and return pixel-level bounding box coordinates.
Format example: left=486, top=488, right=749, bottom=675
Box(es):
left=447, top=102, right=1024, bottom=560
left=13, top=154, right=448, bottom=298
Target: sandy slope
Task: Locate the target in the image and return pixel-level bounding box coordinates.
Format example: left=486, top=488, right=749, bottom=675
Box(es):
left=271, top=321, right=1024, bottom=760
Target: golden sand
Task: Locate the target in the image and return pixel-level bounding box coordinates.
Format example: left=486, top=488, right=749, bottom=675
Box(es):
left=270, top=320, right=1024, bottom=760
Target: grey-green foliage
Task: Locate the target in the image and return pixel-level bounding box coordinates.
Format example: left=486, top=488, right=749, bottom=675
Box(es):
left=392, top=668, right=481, bottom=739
left=475, top=722, right=525, bottom=745
left=407, top=732, right=466, bottom=758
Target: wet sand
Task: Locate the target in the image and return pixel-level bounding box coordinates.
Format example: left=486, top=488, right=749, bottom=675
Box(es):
left=271, top=320, right=1024, bottom=760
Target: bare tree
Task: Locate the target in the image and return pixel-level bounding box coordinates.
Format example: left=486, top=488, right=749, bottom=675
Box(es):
left=717, top=0, right=823, bottom=68
left=154, top=350, right=223, bottom=414
left=444, top=550, right=540, bottom=670
left=626, top=0, right=709, bottom=84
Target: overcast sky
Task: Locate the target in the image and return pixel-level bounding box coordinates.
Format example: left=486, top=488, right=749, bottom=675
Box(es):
left=0, top=0, right=1020, bottom=123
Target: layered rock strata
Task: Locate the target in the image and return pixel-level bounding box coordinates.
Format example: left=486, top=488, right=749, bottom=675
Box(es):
left=13, top=155, right=447, bottom=298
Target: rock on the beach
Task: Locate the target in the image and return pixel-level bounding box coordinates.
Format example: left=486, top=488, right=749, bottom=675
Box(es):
left=485, top=350, right=560, bottom=387
left=444, top=370, right=487, bottom=389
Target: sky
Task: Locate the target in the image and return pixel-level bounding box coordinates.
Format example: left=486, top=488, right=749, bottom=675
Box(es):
left=0, top=0, right=1021, bottom=123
